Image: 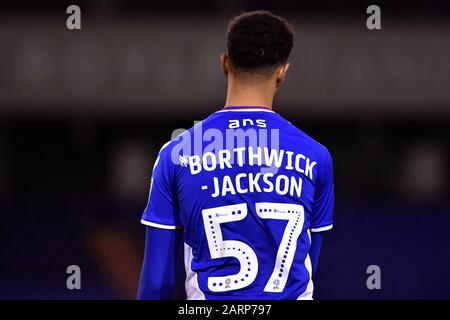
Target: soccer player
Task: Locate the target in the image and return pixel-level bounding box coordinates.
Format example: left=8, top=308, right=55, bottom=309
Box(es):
left=138, top=11, right=334, bottom=300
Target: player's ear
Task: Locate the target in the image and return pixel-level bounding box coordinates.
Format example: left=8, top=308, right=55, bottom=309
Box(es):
left=276, top=62, right=290, bottom=87
left=221, top=53, right=230, bottom=78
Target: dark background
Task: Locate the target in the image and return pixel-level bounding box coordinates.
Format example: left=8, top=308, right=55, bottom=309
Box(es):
left=0, top=0, right=449, bottom=299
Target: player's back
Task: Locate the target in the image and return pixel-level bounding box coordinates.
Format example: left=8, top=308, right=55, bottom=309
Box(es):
left=141, top=106, right=334, bottom=300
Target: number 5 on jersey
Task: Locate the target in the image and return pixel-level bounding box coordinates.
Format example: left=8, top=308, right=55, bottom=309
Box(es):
left=202, top=203, right=258, bottom=292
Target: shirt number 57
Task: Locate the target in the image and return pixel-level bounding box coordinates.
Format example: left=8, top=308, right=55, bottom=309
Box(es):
left=202, top=202, right=305, bottom=293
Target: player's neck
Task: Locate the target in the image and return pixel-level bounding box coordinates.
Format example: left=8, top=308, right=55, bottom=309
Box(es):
left=224, top=78, right=275, bottom=109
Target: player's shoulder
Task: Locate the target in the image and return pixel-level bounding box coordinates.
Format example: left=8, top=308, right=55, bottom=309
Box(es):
left=154, top=118, right=209, bottom=164
left=276, top=113, right=332, bottom=161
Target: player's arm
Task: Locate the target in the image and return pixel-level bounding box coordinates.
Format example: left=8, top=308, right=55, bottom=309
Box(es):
left=137, top=143, right=183, bottom=299
left=137, top=226, right=182, bottom=300
left=309, top=147, right=335, bottom=276
left=309, top=232, right=324, bottom=276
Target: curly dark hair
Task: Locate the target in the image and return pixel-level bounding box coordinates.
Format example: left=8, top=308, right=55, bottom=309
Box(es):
left=226, top=11, right=294, bottom=73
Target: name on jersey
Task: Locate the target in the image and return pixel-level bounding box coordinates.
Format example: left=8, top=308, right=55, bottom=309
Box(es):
left=186, top=146, right=317, bottom=198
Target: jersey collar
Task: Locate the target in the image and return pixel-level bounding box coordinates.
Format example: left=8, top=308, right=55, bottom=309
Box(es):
left=216, top=106, right=275, bottom=113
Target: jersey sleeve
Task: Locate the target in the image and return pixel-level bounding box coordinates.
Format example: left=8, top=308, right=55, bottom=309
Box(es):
left=310, top=147, right=334, bottom=232
left=141, top=144, right=182, bottom=230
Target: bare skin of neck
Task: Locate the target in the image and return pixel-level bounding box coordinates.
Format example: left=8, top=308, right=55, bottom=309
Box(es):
left=221, top=53, right=290, bottom=110
left=224, top=73, right=278, bottom=109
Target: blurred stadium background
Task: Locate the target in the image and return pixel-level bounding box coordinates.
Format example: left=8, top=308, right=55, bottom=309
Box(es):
left=0, top=0, right=449, bottom=299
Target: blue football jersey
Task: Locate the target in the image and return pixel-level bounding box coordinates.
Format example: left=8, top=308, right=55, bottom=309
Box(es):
left=141, top=106, right=334, bottom=300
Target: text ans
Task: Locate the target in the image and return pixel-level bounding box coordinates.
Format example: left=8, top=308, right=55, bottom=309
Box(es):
left=229, top=119, right=267, bottom=129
